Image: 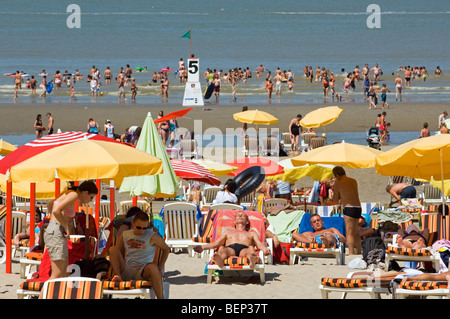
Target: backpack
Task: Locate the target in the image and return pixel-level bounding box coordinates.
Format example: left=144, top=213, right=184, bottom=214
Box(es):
left=362, top=236, right=386, bottom=265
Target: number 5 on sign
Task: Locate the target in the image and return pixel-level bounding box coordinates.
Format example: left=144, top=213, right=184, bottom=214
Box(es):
left=188, top=59, right=200, bottom=83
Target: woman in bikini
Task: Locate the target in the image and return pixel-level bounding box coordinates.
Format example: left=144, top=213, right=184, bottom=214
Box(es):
left=395, top=74, right=403, bottom=101
left=34, top=114, right=45, bottom=139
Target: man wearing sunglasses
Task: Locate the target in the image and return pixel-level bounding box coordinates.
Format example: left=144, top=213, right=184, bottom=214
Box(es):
left=109, top=211, right=169, bottom=299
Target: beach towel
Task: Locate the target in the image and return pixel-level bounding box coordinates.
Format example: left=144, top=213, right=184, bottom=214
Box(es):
left=267, top=210, right=305, bottom=243
left=376, top=209, right=412, bottom=224
left=266, top=204, right=299, bottom=216
left=211, top=210, right=266, bottom=244
left=298, top=213, right=346, bottom=237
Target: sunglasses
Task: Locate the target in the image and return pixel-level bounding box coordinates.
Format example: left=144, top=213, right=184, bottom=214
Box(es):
left=135, top=226, right=150, bottom=230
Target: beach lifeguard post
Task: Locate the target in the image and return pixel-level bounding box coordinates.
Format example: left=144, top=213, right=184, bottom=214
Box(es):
left=182, top=58, right=204, bottom=107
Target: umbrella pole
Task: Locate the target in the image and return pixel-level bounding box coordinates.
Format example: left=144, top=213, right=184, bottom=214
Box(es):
left=441, top=149, right=447, bottom=239
left=29, top=183, right=36, bottom=247
left=85, top=203, right=90, bottom=260
left=5, top=180, right=12, bottom=273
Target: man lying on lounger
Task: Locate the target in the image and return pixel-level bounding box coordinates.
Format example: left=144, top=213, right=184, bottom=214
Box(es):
left=193, top=211, right=271, bottom=269
left=292, top=213, right=346, bottom=248
left=109, top=211, right=170, bottom=299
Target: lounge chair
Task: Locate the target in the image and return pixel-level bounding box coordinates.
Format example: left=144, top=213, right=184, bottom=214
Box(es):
left=319, top=271, right=402, bottom=299
left=40, top=277, right=103, bottom=299
left=102, top=247, right=170, bottom=299
left=161, top=202, right=199, bottom=252
left=243, top=137, right=260, bottom=157
left=396, top=279, right=450, bottom=299
left=202, top=186, right=222, bottom=208
left=289, top=213, right=346, bottom=265
left=420, top=212, right=450, bottom=240
left=179, top=139, right=199, bottom=159
left=315, top=205, right=340, bottom=217
left=261, top=136, right=279, bottom=157
left=205, top=210, right=267, bottom=284
left=0, top=210, right=28, bottom=261
left=421, top=184, right=446, bottom=204
left=188, top=209, right=218, bottom=258
left=281, top=132, right=292, bottom=152
left=119, top=199, right=150, bottom=214
left=263, top=198, right=289, bottom=216
left=300, top=132, right=316, bottom=149
left=309, top=137, right=326, bottom=149
left=209, top=203, right=244, bottom=210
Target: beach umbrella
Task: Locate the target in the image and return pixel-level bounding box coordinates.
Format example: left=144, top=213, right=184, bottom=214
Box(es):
left=0, top=139, right=17, bottom=155
left=266, top=159, right=334, bottom=183
left=226, top=157, right=284, bottom=177
left=119, top=112, right=179, bottom=198
left=6, top=139, right=163, bottom=263
left=0, top=174, right=67, bottom=199
left=300, top=106, right=343, bottom=129
left=233, top=109, right=279, bottom=125
left=8, top=139, right=163, bottom=185
left=191, top=158, right=238, bottom=177
left=154, top=107, right=194, bottom=124
left=292, top=141, right=382, bottom=169
left=171, top=159, right=221, bottom=186
left=0, top=131, right=122, bottom=175
left=375, top=134, right=450, bottom=237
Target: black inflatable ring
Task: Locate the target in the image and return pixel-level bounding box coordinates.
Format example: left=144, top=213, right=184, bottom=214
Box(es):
left=232, top=166, right=266, bottom=199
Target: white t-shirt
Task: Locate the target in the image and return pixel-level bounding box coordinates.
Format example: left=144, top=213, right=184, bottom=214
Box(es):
left=213, top=191, right=238, bottom=204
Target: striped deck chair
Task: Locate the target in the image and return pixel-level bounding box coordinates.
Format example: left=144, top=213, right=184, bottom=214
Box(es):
left=396, top=279, right=450, bottom=299
left=320, top=271, right=403, bottom=299
left=41, top=277, right=103, bottom=299
left=188, top=209, right=218, bottom=258
left=316, top=205, right=339, bottom=217
left=102, top=246, right=169, bottom=299
left=290, top=213, right=346, bottom=265
left=421, top=213, right=450, bottom=241
left=385, top=227, right=441, bottom=272
left=206, top=210, right=267, bottom=284
left=361, top=202, right=378, bottom=215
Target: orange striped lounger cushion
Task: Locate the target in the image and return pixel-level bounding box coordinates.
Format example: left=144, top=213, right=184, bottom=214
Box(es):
left=211, top=256, right=262, bottom=267
left=386, top=246, right=433, bottom=257
left=321, top=277, right=391, bottom=288
left=44, top=280, right=103, bottom=299
left=293, top=242, right=337, bottom=249
left=102, top=280, right=152, bottom=290
left=399, top=281, right=448, bottom=290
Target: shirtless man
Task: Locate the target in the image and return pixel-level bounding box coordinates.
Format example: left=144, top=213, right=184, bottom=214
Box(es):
left=362, top=64, right=370, bottom=78
left=274, top=73, right=282, bottom=96
left=254, top=64, right=268, bottom=78
left=213, top=74, right=221, bottom=102
left=104, top=67, right=112, bottom=85
left=332, top=166, right=362, bottom=255
left=46, top=113, right=54, bottom=135
left=370, top=64, right=382, bottom=82
left=292, top=214, right=346, bottom=248
left=30, top=75, right=37, bottom=94
left=404, top=67, right=412, bottom=87
left=125, top=64, right=133, bottom=79
left=117, top=72, right=126, bottom=101
left=386, top=183, right=416, bottom=204
left=193, top=212, right=270, bottom=269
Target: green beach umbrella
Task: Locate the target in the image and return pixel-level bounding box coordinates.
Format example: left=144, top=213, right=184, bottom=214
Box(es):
left=119, top=112, right=178, bottom=198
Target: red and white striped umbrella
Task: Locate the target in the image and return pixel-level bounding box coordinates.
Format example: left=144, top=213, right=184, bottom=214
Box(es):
left=170, top=159, right=220, bottom=186
left=0, top=131, right=122, bottom=175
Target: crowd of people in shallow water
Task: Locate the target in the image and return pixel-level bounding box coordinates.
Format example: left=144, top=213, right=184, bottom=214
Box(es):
left=7, top=58, right=444, bottom=106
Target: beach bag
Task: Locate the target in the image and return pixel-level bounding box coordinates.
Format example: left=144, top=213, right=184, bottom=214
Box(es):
left=362, top=236, right=385, bottom=265
left=273, top=243, right=291, bottom=264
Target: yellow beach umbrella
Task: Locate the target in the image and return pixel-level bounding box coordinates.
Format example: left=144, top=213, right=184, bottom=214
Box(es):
left=292, top=141, right=382, bottom=169
left=430, top=178, right=450, bottom=196
left=0, top=174, right=67, bottom=199
left=375, top=134, right=450, bottom=180
left=300, top=106, right=343, bottom=128
left=191, top=159, right=238, bottom=177
left=375, top=134, right=450, bottom=238
left=0, top=140, right=17, bottom=155
left=8, top=139, right=163, bottom=186
left=267, top=159, right=334, bottom=183
left=233, top=109, right=279, bottom=125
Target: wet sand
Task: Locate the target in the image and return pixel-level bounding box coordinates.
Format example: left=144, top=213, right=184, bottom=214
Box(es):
left=0, top=101, right=447, bottom=136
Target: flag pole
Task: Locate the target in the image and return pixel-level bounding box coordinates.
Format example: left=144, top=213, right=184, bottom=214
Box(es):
left=189, top=28, right=192, bottom=57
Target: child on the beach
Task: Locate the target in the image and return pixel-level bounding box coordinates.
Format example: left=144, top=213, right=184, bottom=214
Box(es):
left=377, top=83, right=391, bottom=109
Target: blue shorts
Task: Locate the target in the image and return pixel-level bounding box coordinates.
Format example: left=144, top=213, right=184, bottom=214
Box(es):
left=400, top=186, right=416, bottom=199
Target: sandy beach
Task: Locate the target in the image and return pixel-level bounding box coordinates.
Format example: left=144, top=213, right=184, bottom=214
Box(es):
left=0, top=100, right=436, bottom=301
left=0, top=101, right=448, bottom=136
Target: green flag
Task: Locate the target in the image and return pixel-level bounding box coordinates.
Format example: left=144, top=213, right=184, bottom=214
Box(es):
left=181, top=30, right=191, bottom=39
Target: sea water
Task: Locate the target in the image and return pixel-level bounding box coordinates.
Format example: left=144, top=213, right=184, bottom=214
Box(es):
left=0, top=0, right=449, bottom=105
